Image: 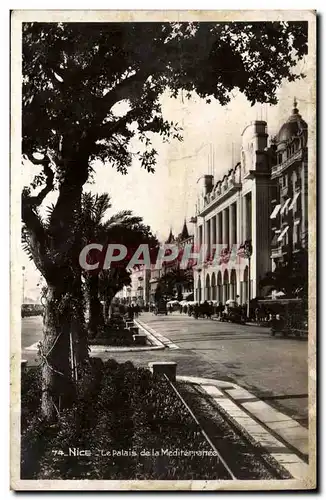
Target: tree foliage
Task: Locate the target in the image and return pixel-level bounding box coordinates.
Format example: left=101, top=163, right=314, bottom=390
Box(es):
left=156, top=267, right=194, bottom=302
left=23, top=21, right=307, bottom=175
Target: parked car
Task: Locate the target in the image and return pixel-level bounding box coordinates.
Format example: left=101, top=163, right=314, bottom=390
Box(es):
left=258, top=298, right=308, bottom=337
left=154, top=300, right=167, bottom=315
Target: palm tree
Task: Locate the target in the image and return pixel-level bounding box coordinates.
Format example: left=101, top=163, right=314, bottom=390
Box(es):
left=79, top=192, right=158, bottom=337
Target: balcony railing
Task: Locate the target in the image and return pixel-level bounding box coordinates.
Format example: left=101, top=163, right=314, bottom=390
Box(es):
left=198, top=182, right=241, bottom=215
left=271, top=149, right=303, bottom=178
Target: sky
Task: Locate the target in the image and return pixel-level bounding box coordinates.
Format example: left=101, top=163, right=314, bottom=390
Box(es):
left=21, top=56, right=312, bottom=302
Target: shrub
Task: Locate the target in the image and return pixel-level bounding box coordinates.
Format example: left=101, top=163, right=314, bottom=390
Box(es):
left=21, top=360, right=223, bottom=479
left=90, top=328, right=135, bottom=346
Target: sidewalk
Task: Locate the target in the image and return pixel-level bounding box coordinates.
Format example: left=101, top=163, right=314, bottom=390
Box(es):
left=139, top=316, right=310, bottom=481
left=177, top=375, right=310, bottom=481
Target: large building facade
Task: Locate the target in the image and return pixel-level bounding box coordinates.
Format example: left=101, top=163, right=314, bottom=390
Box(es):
left=193, top=101, right=308, bottom=305
left=193, top=120, right=274, bottom=305
left=269, top=100, right=308, bottom=268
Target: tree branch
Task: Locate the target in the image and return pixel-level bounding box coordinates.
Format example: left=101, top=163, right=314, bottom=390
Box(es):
left=95, top=105, right=144, bottom=141
left=21, top=155, right=56, bottom=278
left=24, top=155, right=54, bottom=207
left=99, top=68, right=151, bottom=110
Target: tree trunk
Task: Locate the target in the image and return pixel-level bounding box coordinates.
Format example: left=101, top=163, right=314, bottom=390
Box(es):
left=23, top=151, right=91, bottom=420
left=41, top=284, right=75, bottom=421
left=48, top=155, right=90, bottom=367
left=70, top=273, right=89, bottom=366
left=103, top=290, right=117, bottom=326
left=103, top=297, right=111, bottom=325
left=86, top=274, right=104, bottom=338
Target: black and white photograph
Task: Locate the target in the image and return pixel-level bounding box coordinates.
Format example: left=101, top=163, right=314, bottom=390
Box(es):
left=10, top=10, right=316, bottom=490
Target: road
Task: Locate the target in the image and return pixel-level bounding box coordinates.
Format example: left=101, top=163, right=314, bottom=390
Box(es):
left=21, top=312, right=308, bottom=425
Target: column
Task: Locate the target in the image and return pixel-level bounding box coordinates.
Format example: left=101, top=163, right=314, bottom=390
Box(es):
left=233, top=202, right=237, bottom=246
left=236, top=199, right=241, bottom=247
left=247, top=193, right=252, bottom=241
left=222, top=283, right=227, bottom=304
left=222, top=209, right=228, bottom=248
left=199, top=223, right=204, bottom=264
left=217, top=212, right=223, bottom=244
left=206, top=219, right=211, bottom=259
left=211, top=215, right=216, bottom=254
left=229, top=205, right=234, bottom=247
left=199, top=225, right=203, bottom=246
left=242, top=195, right=247, bottom=242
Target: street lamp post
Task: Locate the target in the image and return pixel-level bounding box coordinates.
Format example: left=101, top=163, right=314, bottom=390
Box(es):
left=22, top=266, right=25, bottom=304
left=244, top=240, right=253, bottom=320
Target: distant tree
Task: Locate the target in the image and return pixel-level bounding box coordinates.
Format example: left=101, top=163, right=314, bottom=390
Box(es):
left=22, top=21, right=308, bottom=419
left=98, top=268, right=132, bottom=323
left=157, top=267, right=194, bottom=302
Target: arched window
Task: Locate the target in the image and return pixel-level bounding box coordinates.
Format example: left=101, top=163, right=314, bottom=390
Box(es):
left=217, top=272, right=222, bottom=303
left=206, top=274, right=211, bottom=300
left=241, top=265, right=249, bottom=304
left=211, top=273, right=216, bottom=300
left=197, top=276, right=202, bottom=303
left=230, top=269, right=237, bottom=300
left=223, top=269, right=229, bottom=302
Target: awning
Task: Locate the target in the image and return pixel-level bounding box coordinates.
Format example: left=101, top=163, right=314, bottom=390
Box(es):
left=280, top=198, right=292, bottom=214
left=277, top=225, right=289, bottom=242
left=288, top=192, right=300, bottom=210
left=270, top=204, right=281, bottom=219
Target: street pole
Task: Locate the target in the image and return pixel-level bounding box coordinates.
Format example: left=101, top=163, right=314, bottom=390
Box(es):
left=244, top=240, right=252, bottom=320
left=22, top=266, right=25, bottom=304
left=247, top=256, right=251, bottom=320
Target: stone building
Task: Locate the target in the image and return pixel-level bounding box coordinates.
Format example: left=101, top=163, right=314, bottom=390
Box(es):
left=269, top=99, right=308, bottom=268
left=193, top=120, right=274, bottom=305
left=115, top=266, right=150, bottom=306
left=149, top=223, right=194, bottom=302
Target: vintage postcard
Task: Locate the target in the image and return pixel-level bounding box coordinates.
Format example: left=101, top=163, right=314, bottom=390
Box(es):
left=11, top=10, right=316, bottom=491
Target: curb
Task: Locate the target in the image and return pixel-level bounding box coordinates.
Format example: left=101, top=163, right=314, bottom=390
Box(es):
left=177, top=375, right=309, bottom=481
left=134, top=320, right=180, bottom=349
left=25, top=341, right=165, bottom=354
left=90, top=345, right=165, bottom=353
left=135, top=318, right=180, bottom=350
left=134, top=319, right=165, bottom=348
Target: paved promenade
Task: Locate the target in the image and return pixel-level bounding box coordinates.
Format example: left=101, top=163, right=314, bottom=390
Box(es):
left=22, top=312, right=309, bottom=425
